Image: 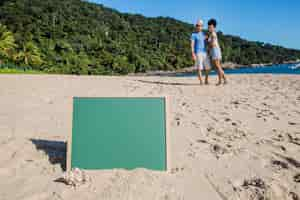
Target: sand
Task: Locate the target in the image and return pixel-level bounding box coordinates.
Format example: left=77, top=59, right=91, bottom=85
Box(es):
left=0, top=74, right=299, bottom=199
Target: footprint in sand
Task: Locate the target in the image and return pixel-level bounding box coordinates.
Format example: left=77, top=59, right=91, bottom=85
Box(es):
left=191, top=121, right=200, bottom=128
left=187, top=148, right=196, bottom=158
left=233, top=177, right=268, bottom=200
left=215, top=127, right=248, bottom=142
left=272, top=133, right=285, bottom=142
left=259, top=135, right=287, bottom=152
left=188, top=139, right=233, bottom=160
left=175, top=117, right=180, bottom=126
left=261, top=102, right=270, bottom=107
left=273, top=152, right=300, bottom=169
left=210, top=144, right=229, bottom=159
left=273, top=116, right=280, bottom=120
left=170, top=167, right=184, bottom=174
left=288, top=121, right=298, bottom=126
left=230, top=100, right=240, bottom=109
left=224, top=118, right=231, bottom=122
left=206, top=124, right=215, bottom=133
left=270, top=159, right=289, bottom=171
left=256, top=109, right=278, bottom=122
left=223, top=118, right=241, bottom=127
left=289, top=192, right=299, bottom=200
left=287, top=133, right=300, bottom=146
left=233, top=177, right=299, bottom=200
left=196, top=139, right=208, bottom=144
left=173, top=113, right=184, bottom=126
left=294, top=173, right=300, bottom=183
left=272, top=131, right=300, bottom=146
left=188, top=139, right=211, bottom=159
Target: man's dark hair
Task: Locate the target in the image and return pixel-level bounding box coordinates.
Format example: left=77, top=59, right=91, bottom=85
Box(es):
left=208, top=19, right=217, bottom=27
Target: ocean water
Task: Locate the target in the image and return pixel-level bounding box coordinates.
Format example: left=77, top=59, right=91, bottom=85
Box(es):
left=176, top=63, right=300, bottom=77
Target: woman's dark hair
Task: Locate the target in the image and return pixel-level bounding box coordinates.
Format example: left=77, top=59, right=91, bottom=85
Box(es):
left=208, top=19, right=217, bottom=27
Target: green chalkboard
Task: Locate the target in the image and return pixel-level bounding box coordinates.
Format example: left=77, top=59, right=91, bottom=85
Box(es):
left=68, top=97, right=169, bottom=171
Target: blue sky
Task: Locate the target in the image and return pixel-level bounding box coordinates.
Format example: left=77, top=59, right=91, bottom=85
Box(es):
left=90, top=0, right=300, bottom=50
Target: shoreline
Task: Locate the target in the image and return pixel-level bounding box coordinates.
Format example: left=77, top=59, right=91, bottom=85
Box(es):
left=132, top=60, right=300, bottom=77
left=1, top=60, right=299, bottom=77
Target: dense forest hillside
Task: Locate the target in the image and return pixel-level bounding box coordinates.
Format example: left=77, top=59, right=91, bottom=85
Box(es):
left=0, top=0, right=300, bottom=74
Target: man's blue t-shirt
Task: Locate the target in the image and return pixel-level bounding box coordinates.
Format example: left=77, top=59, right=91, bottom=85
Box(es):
left=191, top=32, right=206, bottom=54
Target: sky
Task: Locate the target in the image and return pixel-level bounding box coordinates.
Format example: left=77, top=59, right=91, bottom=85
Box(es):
left=89, top=0, right=300, bottom=50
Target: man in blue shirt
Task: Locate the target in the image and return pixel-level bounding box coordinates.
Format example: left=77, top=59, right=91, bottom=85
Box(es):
left=191, top=19, right=211, bottom=85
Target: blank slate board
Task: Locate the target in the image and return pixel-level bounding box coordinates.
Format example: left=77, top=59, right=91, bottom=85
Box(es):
left=67, top=97, right=169, bottom=171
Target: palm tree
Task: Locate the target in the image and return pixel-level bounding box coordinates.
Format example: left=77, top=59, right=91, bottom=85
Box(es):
left=14, top=41, right=43, bottom=67
left=0, top=23, right=16, bottom=60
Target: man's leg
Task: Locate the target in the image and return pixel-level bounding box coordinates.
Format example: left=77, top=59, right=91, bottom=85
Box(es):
left=196, top=53, right=203, bottom=85
left=197, top=68, right=203, bottom=85
left=204, top=53, right=211, bottom=85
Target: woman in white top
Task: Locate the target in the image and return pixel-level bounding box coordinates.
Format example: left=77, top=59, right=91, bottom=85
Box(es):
left=207, top=19, right=227, bottom=85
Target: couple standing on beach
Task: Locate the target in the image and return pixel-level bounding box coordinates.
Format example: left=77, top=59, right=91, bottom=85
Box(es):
left=191, top=19, right=227, bottom=85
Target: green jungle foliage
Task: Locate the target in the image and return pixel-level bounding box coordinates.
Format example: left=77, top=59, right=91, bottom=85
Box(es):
left=1, top=0, right=300, bottom=74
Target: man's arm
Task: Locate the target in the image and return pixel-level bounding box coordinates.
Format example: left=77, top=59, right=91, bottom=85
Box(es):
left=191, top=40, right=196, bottom=61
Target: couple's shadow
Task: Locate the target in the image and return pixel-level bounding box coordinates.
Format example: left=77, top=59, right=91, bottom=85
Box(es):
left=30, top=139, right=67, bottom=171
left=135, top=79, right=199, bottom=86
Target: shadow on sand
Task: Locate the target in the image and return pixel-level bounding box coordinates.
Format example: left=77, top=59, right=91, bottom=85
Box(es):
left=30, top=139, right=67, bottom=171
left=135, top=79, right=200, bottom=86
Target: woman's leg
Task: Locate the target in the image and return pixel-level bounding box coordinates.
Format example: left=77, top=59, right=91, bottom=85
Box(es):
left=213, top=59, right=227, bottom=84
left=218, top=60, right=227, bottom=84
left=213, top=59, right=222, bottom=85
left=205, top=69, right=210, bottom=84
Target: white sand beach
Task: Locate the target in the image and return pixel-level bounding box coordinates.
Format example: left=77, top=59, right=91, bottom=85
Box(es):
left=0, top=74, right=299, bottom=199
